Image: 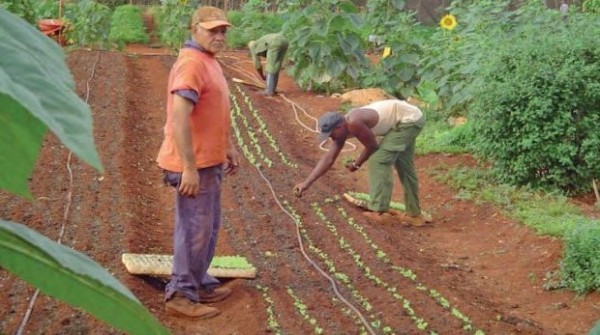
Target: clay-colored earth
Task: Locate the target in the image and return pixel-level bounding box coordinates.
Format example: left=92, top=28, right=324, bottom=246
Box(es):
left=1, top=37, right=599, bottom=335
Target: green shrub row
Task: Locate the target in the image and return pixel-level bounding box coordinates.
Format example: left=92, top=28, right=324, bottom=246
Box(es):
left=108, top=4, right=149, bottom=46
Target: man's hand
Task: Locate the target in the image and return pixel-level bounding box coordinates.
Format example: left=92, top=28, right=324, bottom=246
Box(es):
left=258, top=68, right=266, bottom=81
left=224, top=147, right=239, bottom=176
left=294, top=183, right=308, bottom=197
left=345, top=160, right=360, bottom=172
left=179, top=168, right=200, bottom=197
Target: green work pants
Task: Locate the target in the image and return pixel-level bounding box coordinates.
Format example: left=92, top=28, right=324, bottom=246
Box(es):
left=367, top=117, right=425, bottom=215
left=264, top=40, right=288, bottom=74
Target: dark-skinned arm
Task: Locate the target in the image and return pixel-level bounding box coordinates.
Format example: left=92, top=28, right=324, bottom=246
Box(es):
left=347, top=118, right=378, bottom=169
left=294, top=137, right=344, bottom=196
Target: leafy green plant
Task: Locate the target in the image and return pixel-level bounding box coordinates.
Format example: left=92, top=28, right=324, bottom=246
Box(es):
left=0, top=9, right=169, bottom=334
left=108, top=4, right=149, bottom=46
left=560, top=223, right=600, bottom=294
left=281, top=0, right=370, bottom=93
left=359, top=0, right=426, bottom=98
left=418, top=0, right=514, bottom=118
left=211, top=255, right=254, bottom=269
left=583, top=0, right=600, bottom=13
left=469, top=12, right=600, bottom=194
left=63, top=0, right=112, bottom=47
left=225, top=7, right=284, bottom=49
left=1, top=0, right=58, bottom=23
left=154, top=0, right=198, bottom=51
left=0, top=221, right=169, bottom=334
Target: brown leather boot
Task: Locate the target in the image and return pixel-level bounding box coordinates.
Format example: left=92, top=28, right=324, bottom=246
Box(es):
left=361, top=211, right=395, bottom=224
left=165, top=293, right=220, bottom=319
left=198, top=286, right=232, bottom=303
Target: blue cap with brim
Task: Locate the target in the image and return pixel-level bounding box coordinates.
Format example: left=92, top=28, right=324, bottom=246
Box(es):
left=317, top=112, right=344, bottom=143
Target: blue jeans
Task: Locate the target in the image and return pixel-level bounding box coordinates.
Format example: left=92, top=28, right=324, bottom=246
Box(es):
left=163, top=166, right=222, bottom=302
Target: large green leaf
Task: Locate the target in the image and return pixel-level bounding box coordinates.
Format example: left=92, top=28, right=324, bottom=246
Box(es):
left=0, top=9, right=103, bottom=196
left=0, top=94, right=46, bottom=197
left=0, top=220, right=170, bottom=335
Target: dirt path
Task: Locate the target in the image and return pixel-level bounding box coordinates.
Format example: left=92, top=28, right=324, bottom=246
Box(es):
left=1, top=47, right=599, bottom=334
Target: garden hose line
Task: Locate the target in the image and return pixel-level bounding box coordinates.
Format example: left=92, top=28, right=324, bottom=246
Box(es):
left=253, top=164, right=376, bottom=335
left=221, top=59, right=357, bottom=153
left=15, top=52, right=101, bottom=335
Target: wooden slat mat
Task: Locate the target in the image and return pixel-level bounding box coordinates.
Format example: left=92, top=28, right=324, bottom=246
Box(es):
left=121, top=253, right=256, bottom=279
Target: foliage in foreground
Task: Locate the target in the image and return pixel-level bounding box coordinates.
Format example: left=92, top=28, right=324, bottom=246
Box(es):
left=469, top=12, right=600, bottom=195
left=0, top=9, right=169, bottom=334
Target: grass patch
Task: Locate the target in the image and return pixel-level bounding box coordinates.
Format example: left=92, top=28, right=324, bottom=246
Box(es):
left=435, top=165, right=599, bottom=237
left=416, top=120, right=473, bottom=155
left=429, top=156, right=600, bottom=294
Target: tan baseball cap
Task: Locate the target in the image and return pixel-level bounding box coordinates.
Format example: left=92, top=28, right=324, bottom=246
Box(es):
left=191, top=6, right=231, bottom=30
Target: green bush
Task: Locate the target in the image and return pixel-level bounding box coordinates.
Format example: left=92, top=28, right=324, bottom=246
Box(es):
left=359, top=0, right=426, bottom=99
left=63, top=0, right=112, bottom=47
left=153, top=0, right=198, bottom=51
left=281, top=1, right=370, bottom=93
left=419, top=0, right=516, bottom=118
left=0, top=0, right=58, bottom=23
left=470, top=13, right=600, bottom=194
left=560, top=223, right=600, bottom=294
left=108, top=4, right=149, bottom=45
left=226, top=10, right=284, bottom=49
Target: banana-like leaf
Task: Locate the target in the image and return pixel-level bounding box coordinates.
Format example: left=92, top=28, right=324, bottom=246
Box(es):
left=0, top=94, right=46, bottom=197
left=0, top=220, right=170, bottom=335
left=0, top=9, right=103, bottom=197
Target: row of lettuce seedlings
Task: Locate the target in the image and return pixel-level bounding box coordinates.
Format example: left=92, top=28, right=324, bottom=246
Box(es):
left=282, top=200, right=389, bottom=334
left=327, top=194, right=485, bottom=334
left=234, top=85, right=297, bottom=168
left=231, top=87, right=483, bottom=334
left=231, top=93, right=271, bottom=167
left=312, top=202, right=431, bottom=333
left=232, top=88, right=368, bottom=333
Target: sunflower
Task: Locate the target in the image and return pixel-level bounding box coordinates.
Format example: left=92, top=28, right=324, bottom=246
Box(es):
left=440, top=14, right=457, bottom=31
left=382, top=46, right=392, bottom=59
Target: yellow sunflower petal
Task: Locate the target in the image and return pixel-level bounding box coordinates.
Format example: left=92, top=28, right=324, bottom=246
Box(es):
left=382, top=47, right=391, bottom=59
left=440, top=14, right=457, bottom=30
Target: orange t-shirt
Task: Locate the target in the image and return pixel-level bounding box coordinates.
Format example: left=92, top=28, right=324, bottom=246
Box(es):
left=156, top=48, right=231, bottom=172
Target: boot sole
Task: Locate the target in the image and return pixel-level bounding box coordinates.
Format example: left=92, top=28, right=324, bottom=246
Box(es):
left=198, top=290, right=232, bottom=303
left=165, top=306, right=220, bottom=319
left=343, top=193, right=369, bottom=210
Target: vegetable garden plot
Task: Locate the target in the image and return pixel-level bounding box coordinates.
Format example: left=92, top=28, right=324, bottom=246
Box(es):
left=219, top=75, right=548, bottom=334
left=1, top=47, right=599, bottom=335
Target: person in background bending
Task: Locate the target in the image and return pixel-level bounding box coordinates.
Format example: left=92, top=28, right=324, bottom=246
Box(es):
left=560, top=0, right=569, bottom=22
left=247, top=33, right=289, bottom=96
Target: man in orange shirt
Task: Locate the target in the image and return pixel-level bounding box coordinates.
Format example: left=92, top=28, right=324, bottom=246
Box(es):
left=156, top=6, right=239, bottom=319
